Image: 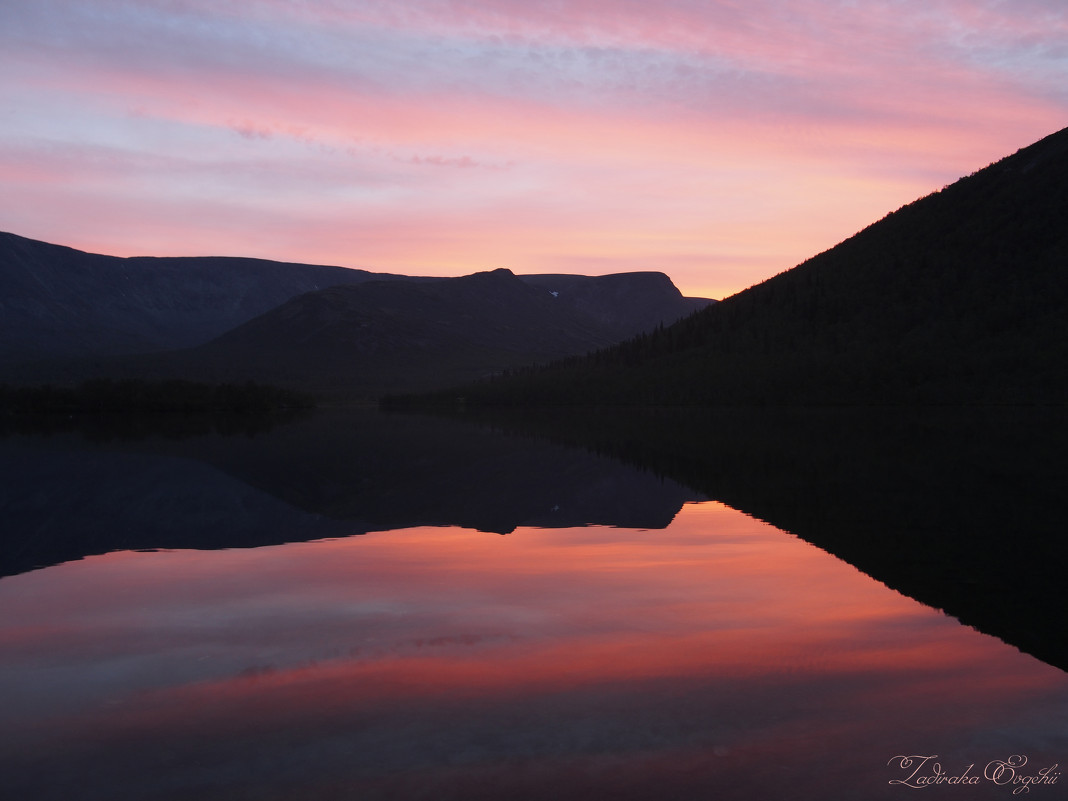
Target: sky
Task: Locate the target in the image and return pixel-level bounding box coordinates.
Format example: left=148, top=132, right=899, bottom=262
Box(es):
left=1, top=1, right=1066, bottom=299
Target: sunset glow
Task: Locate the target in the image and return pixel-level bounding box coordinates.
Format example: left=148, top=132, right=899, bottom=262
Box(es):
left=4, top=502, right=1066, bottom=799
left=2, top=1, right=1066, bottom=298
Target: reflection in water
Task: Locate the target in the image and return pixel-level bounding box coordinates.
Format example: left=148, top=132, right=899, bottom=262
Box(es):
left=2, top=503, right=1067, bottom=800
left=0, top=411, right=704, bottom=577
left=470, top=405, right=1068, bottom=673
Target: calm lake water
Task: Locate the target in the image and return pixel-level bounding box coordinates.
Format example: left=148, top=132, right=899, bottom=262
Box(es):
left=2, top=410, right=1066, bottom=800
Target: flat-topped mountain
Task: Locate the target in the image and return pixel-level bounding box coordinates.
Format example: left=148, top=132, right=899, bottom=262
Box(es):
left=520, top=272, right=710, bottom=337
left=160, top=267, right=707, bottom=396
left=0, top=233, right=710, bottom=398
left=213, top=268, right=704, bottom=354
left=433, top=125, right=1068, bottom=406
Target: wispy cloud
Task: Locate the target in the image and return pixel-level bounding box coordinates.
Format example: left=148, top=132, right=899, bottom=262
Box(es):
left=1, top=0, right=1066, bottom=297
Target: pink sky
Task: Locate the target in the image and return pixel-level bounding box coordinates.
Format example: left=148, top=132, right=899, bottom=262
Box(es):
left=2, top=1, right=1066, bottom=299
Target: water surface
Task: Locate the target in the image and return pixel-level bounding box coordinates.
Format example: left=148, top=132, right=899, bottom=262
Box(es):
left=3, top=505, right=1066, bottom=799
left=1, top=411, right=1066, bottom=799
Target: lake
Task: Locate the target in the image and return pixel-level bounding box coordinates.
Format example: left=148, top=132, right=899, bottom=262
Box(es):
left=2, top=408, right=1066, bottom=799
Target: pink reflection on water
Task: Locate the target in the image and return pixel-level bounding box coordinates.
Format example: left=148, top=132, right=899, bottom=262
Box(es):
left=1, top=502, right=1066, bottom=799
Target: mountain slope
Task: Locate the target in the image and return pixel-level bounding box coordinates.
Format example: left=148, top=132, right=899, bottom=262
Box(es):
left=157, top=268, right=703, bottom=397
left=0, top=232, right=410, bottom=365
left=520, top=272, right=712, bottom=338
left=1, top=232, right=710, bottom=396
left=437, top=125, right=1068, bottom=406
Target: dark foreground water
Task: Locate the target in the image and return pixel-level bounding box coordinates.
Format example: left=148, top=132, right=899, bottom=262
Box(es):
left=1, top=409, right=1065, bottom=800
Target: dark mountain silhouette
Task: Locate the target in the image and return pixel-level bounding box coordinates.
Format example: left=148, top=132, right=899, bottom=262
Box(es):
left=417, top=125, right=1068, bottom=406
left=1, top=233, right=709, bottom=398
left=520, top=272, right=710, bottom=337
left=139, top=268, right=707, bottom=398
left=0, top=231, right=411, bottom=366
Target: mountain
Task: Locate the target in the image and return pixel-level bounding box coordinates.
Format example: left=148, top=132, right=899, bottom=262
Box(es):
left=131, top=268, right=708, bottom=397
left=423, top=125, right=1068, bottom=406
left=0, top=231, right=412, bottom=365
left=520, top=272, right=710, bottom=337
left=0, top=232, right=710, bottom=397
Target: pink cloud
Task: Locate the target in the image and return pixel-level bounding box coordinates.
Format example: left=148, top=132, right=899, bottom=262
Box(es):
left=2, top=0, right=1066, bottom=296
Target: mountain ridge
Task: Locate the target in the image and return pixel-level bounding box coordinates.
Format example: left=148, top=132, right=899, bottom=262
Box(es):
left=411, top=125, right=1068, bottom=407
left=0, top=231, right=414, bottom=365
left=0, top=236, right=711, bottom=398
left=144, top=267, right=708, bottom=397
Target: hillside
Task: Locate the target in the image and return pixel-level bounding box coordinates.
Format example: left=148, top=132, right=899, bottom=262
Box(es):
left=520, top=272, right=710, bottom=337
left=421, top=126, right=1068, bottom=406
left=0, top=231, right=409, bottom=365
left=137, top=268, right=707, bottom=397
left=1, top=233, right=710, bottom=398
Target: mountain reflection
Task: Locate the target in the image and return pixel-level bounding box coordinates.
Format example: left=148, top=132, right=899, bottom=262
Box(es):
left=3, top=407, right=1068, bottom=800
left=4, top=404, right=1067, bottom=675
left=459, top=405, right=1068, bottom=673
left=0, top=410, right=705, bottom=578
left=3, top=501, right=1067, bottom=800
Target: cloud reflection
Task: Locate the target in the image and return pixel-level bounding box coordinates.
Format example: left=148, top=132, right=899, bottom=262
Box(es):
left=2, top=502, right=1067, bottom=799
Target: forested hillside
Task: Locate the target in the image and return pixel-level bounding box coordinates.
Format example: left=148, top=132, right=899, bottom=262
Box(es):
left=411, top=126, right=1068, bottom=406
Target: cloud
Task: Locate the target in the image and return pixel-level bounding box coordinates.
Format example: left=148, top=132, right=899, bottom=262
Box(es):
left=1, top=0, right=1067, bottom=296
left=406, top=154, right=515, bottom=170
left=230, top=121, right=274, bottom=141
left=409, top=154, right=479, bottom=168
